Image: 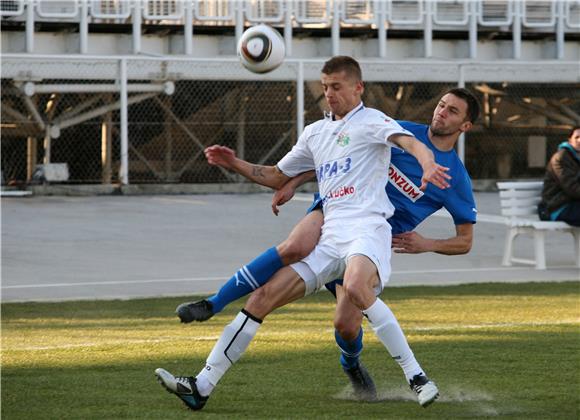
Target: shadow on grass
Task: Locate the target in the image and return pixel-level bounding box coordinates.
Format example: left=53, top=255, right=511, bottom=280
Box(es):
left=2, top=328, right=579, bottom=419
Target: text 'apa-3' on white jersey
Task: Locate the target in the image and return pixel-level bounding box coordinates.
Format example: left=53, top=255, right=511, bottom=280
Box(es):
left=277, top=103, right=413, bottom=228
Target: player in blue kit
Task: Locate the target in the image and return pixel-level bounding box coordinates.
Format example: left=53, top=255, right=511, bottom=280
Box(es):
left=178, top=88, right=478, bottom=321
left=158, top=86, right=479, bottom=408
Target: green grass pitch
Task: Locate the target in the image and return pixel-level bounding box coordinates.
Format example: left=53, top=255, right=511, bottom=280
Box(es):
left=2, top=281, right=579, bottom=419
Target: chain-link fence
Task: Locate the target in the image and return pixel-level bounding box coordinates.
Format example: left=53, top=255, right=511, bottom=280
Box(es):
left=2, top=59, right=579, bottom=186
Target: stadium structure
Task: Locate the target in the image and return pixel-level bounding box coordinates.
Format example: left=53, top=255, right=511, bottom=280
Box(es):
left=1, top=0, right=579, bottom=189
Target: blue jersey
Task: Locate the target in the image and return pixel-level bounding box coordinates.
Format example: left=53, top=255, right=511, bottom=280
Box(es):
left=387, top=121, right=476, bottom=234
left=307, top=121, right=476, bottom=234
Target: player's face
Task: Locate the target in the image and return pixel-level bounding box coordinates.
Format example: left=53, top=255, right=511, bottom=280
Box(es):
left=321, top=71, right=364, bottom=119
left=568, top=129, right=580, bottom=151
left=430, top=94, right=472, bottom=137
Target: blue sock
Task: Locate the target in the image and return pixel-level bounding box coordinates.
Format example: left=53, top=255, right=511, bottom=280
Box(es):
left=207, top=247, right=283, bottom=313
left=335, top=328, right=363, bottom=370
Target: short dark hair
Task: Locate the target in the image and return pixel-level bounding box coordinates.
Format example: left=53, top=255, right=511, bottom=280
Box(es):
left=568, top=126, right=580, bottom=138
left=444, top=88, right=480, bottom=124
left=321, top=56, right=362, bottom=82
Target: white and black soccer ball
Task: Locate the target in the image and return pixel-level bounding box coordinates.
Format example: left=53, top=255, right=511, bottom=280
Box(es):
left=237, top=24, right=285, bottom=74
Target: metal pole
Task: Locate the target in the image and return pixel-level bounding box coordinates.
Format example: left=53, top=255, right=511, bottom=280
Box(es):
left=424, top=0, right=432, bottom=58
left=513, top=0, right=522, bottom=59
left=556, top=0, right=565, bottom=59
left=80, top=0, right=88, bottom=54
left=27, top=137, right=37, bottom=182
left=120, top=59, right=129, bottom=185
left=457, top=65, right=465, bottom=163
left=377, top=0, right=386, bottom=58
left=184, top=0, right=193, bottom=55
left=297, top=61, right=304, bottom=137
left=26, top=0, right=34, bottom=53
left=469, top=0, right=477, bottom=59
left=24, top=82, right=174, bottom=94
left=43, top=126, right=51, bottom=164
left=132, top=1, right=141, bottom=54
left=284, top=1, right=292, bottom=57
left=332, top=0, right=340, bottom=56
left=102, top=111, right=112, bottom=184
left=235, top=1, right=244, bottom=46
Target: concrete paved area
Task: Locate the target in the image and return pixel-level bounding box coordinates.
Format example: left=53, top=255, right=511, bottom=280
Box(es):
left=2, top=192, right=578, bottom=302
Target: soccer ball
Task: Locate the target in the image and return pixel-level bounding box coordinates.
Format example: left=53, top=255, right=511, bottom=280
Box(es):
left=237, top=24, right=285, bottom=74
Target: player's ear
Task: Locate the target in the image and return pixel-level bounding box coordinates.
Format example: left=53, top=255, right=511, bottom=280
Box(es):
left=459, top=121, right=472, bottom=133
left=357, top=80, right=364, bottom=95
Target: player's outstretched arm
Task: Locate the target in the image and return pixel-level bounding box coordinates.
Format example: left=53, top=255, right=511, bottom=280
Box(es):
left=389, top=134, right=451, bottom=191
left=392, top=223, right=473, bottom=255
left=271, top=170, right=316, bottom=215
left=205, top=145, right=290, bottom=189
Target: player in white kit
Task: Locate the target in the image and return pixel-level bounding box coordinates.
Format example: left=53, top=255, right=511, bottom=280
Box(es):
left=155, top=56, right=450, bottom=411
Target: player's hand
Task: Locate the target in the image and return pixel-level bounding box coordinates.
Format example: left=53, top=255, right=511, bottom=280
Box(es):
left=271, top=183, right=296, bottom=216
left=420, top=161, right=451, bottom=191
left=204, top=145, right=237, bottom=170
left=392, top=231, right=431, bottom=254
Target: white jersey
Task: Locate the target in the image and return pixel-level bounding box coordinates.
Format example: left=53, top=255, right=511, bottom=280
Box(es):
left=277, top=103, right=413, bottom=229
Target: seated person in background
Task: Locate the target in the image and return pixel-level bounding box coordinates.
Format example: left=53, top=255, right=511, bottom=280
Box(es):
left=538, top=126, right=580, bottom=226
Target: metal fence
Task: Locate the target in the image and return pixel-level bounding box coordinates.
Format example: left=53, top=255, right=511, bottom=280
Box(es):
left=2, top=0, right=579, bottom=59
left=2, top=58, right=578, bottom=186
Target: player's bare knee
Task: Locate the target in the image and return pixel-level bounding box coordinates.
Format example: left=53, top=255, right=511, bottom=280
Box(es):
left=334, top=318, right=359, bottom=341
left=342, top=282, right=366, bottom=309
left=276, top=239, right=311, bottom=265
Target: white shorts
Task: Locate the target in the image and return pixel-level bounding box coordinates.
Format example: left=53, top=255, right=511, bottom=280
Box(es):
left=291, top=220, right=392, bottom=296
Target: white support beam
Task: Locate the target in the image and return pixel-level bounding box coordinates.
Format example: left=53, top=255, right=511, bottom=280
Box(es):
left=132, top=2, right=141, bottom=55
left=284, top=1, right=292, bottom=57
left=297, top=60, right=304, bottom=136
left=424, top=0, right=433, bottom=58
left=556, top=0, right=565, bottom=59
left=53, top=92, right=158, bottom=135
left=377, top=0, right=386, bottom=58
left=80, top=0, right=88, bottom=54
left=23, top=82, right=175, bottom=95
left=469, top=0, right=477, bottom=59
left=25, top=0, right=34, bottom=53
left=22, top=95, right=46, bottom=130
left=120, top=59, right=129, bottom=185
left=332, top=0, right=340, bottom=56
left=513, top=1, right=522, bottom=59
left=184, top=0, right=193, bottom=55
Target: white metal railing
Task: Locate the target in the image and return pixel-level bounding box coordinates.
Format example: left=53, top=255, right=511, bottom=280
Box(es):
left=433, top=0, right=469, bottom=26
left=340, top=0, right=375, bottom=25
left=0, top=0, right=24, bottom=16
left=387, top=0, right=423, bottom=25
left=522, top=0, right=556, bottom=28
left=1, top=0, right=578, bottom=59
left=36, top=0, right=79, bottom=19
left=194, top=0, right=234, bottom=21
left=566, top=0, right=580, bottom=28
left=89, top=0, right=132, bottom=19
left=478, top=0, right=513, bottom=27
left=294, top=0, right=330, bottom=25
left=143, top=0, right=184, bottom=21
left=245, top=0, right=284, bottom=23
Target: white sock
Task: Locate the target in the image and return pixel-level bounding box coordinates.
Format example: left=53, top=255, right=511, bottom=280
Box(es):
left=196, top=310, right=262, bottom=396
left=363, top=298, right=424, bottom=382
left=195, top=374, right=214, bottom=397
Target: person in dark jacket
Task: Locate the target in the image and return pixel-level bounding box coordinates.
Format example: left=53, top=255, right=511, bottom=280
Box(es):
left=539, top=126, right=580, bottom=226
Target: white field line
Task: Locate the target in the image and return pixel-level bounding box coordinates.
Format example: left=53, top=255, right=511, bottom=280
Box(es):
left=8, top=319, right=578, bottom=352
left=3, top=265, right=577, bottom=291
left=1, top=277, right=230, bottom=289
